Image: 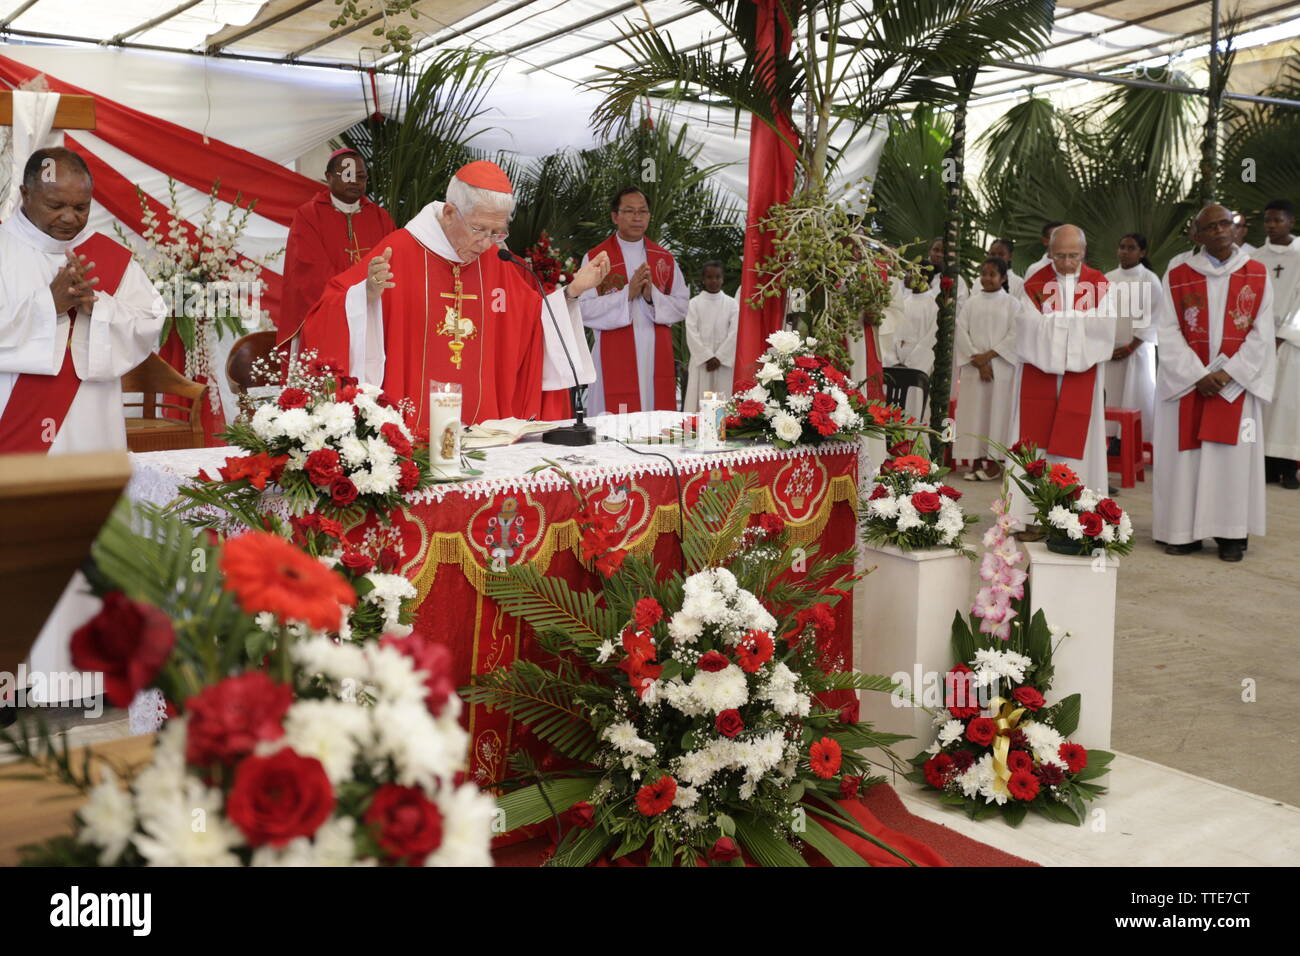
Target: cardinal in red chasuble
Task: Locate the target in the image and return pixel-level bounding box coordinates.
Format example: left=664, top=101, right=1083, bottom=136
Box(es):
left=300, top=161, right=604, bottom=427
left=278, top=149, right=396, bottom=343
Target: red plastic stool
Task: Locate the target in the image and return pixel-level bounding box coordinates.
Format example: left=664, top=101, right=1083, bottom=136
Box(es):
left=1104, top=407, right=1144, bottom=488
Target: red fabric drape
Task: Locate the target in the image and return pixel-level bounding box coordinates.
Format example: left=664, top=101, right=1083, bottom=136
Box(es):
left=734, top=0, right=799, bottom=381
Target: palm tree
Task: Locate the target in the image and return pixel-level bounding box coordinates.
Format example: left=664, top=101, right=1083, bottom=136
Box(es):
left=1220, top=53, right=1300, bottom=241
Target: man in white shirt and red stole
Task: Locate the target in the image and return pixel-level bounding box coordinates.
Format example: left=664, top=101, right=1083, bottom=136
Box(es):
left=1155, top=204, right=1276, bottom=562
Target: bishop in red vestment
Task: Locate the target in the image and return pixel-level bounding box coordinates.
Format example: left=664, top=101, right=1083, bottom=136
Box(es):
left=277, top=149, right=396, bottom=342
left=300, top=162, right=604, bottom=427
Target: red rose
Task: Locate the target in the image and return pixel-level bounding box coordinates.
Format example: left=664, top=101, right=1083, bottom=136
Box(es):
left=965, top=716, right=997, bottom=747
left=839, top=775, right=863, bottom=798
left=911, top=491, right=942, bottom=513
left=1069, top=486, right=1083, bottom=501
left=69, top=593, right=175, bottom=709
left=938, top=485, right=961, bottom=500
left=365, top=784, right=444, bottom=864
left=330, top=477, right=359, bottom=506
left=808, top=410, right=837, bottom=436
left=696, top=650, right=730, bottom=673
left=1006, top=750, right=1034, bottom=774
left=305, top=449, right=344, bottom=487
left=277, top=387, right=310, bottom=410
left=397, top=459, right=421, bottom=493
left=785, top=369, right=814, bottom=395
left=1007, top=770, right=1041, bottom=801
left=888, top=439, right=915, bottom=458
left=1097, top=498, right=1123, bottom=524
left=735, top=630, right=774, bottom=673
left=715, top=708, right=744, bottom=738
left=185, top=671, right=293, bottom=766
left=809, top=736, right=842, bottom=779
left=708, top=837, right=741, bottom=863
left=635, top=776, right=676, bottom=816
left=381, top=633, right=455, bottom=715
left=1010, top=439, right=1029, bottom=456
left=339, top=550, right=375, bottom=575
left=1024, top=458, right=1047, bottom=478
left=633, top=598, right=663, bottom=629
left=923, top=753, right=955, bottom=788
left=811, top=392, right=837, bottom=413
left=945, top=663, right=980, bottom=718
left=378, top=546, right=402, bottom=572
left=756, top=512, right=785, bottom=536
left=737, top=399, right=765, bottom=418
left=226, top=748, right=335, bottom=848
left=1079, top=511, right=1104, bottom=537
left=380, top=422, right=413, bottom=458
left=336, top=385, right=359, bottom=403
left=868, top=484, right=890, bottom=500
left=565, top=801, right=595, bottom=829
left=1058, top=742, right=1088, bottom=774
left=338, top=375, right=358, bottom=389
left=1012, top=686, right=1045, bottom=711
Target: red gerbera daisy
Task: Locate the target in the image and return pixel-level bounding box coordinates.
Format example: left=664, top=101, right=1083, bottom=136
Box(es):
left=809, top=736, right=843, bottom=779
left=735, top=630, right=774, bottom=673
left=785, top=369, right=814, bottom=395
left=1058, top=742, right=1088, bottom=774
left=635, top=775, right=677, bottom=816
left=1008, top=770, right=1041, bottom=801
left=220, top=532, right=355, bottom=631
left=1006, top=750, right=1034, bottom=774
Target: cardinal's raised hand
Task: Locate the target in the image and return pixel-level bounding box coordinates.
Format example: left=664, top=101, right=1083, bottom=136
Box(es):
left=568, top=251, right=611, bottom=298
left=367, top=247, right=395, bottom=302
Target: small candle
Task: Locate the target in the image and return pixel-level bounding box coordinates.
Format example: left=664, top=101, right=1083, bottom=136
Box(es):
left=696, top=391, right=727, bottom=452
left=428, top=380, right=463, bottom=477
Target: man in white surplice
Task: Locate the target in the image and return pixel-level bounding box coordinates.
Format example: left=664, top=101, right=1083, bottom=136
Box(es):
left=1156, top=204, right=1276, bottom=562
left=1254, top=199, right=1300, bottom=488
left=1007, top=224, right=1117, bottom=511
left=579, top=188, right=689, bottom=415
left=683, top=262, right=738, bottom=412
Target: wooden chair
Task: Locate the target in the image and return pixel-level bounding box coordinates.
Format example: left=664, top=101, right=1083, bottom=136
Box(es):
left=226, top=331, right=285, bottom=420
left=121, top=354, right=207, bottom=452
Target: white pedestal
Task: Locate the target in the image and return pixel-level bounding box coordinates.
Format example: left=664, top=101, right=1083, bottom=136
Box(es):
left=855, top=544, right=971, bottom=759
left=1025, top=541, right=1116, bottom=750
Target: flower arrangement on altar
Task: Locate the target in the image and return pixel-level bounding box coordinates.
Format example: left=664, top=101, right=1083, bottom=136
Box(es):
left=903, top=488, right=1114, bottom=825
left=467, top=470, right=915, bottom=867
left=1001, top=440, right=1134, bottom=558
left=522, top=230, right=578, bottom=293
left=1, top=507, right=493, bottom=866
left=723, top=331, right=885, bottom=449
left=860, top=450, right=979, bottom=554
left=116, top=177, right=282, bottom=396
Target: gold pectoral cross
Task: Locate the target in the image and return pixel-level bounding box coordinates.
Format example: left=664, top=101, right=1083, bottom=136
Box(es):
left=438, top=265, right=478, bottom=368
left=343, top=213, right=370, bottom=265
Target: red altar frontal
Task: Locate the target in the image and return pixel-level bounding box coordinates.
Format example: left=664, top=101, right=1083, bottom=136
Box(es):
left=379, top=445, right=862, bottom=785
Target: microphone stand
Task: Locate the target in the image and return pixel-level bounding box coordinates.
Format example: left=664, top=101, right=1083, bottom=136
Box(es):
left=497, top=247, right=596, bottom=446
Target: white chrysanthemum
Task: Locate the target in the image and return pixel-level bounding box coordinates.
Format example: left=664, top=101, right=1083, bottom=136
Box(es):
left=681, top=588, right=728, bottom=624
left=733, top=590, right=777, bottom=633
left=367, top=435, right=398, bottom=468
left=427, top=782, right=496, bottom=867
left=366, top=643, right=429, bottom=708
left=1047, top=505, right=1072, bottom=529
left=77, top=766, right=136, bottom=865
left=674, top=730, right=787, bottom=789
left=276, top=407, right=315, bottom=440
left=1099, top=523, right=1115, bottom=544
left=785, top=393, right=813, bottom=414
left=1077, top=488, right=1101, bottom=511
left=712, top=567, right=739, bottom=596
left=668, top=614, right=703, bottom=644
left=772, top=411, right=802, bottom=442
left=867, top=496, right=900, bottom=519
left=314, top=401, right=358, bottom=438
left=830, top=403, right=854, bottom=428
left=372, top=699, right=468, bottom=789
left=757, top=662, right=810, bottom=718
left=299, top=428, right=330, bottom=453
left=667, top=665, right=748, bottom=717
left=251, top=817, right=361, bottom=867
left=596, top=640, right=615, bottom=663
left=756, top=362, right=783, bottom=385
left=895, top=498, right=923, bottom=532
left=292, top=636, right=368, bottom=684
left=937, top=719, right=965, bottom=747
left=132, top=777, right=242, bottom=867
left=673, top=785, right=700, bottom=809
left=250, top=403, right=282, bottom=441
left=1117, top=511, right=1133, bottom=542
left=1021, top=720, right=1067, bottom=769
left=971, top=648, right=1032, bottom=687
left=767, top=330, right=801, bottom=354
left=602, top=720, right=656, bottom=758
left=1063, top=513, right=1084, bottom=540
left=339, top=435, right=368, bottom=467
left=744, top=385, right=770, bottom=404
left=278, top=700, right=372, bottom=784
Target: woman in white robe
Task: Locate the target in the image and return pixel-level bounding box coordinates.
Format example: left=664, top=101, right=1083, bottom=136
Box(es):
left=1103, top=233, right=1161, bottom=444
left=989, top=238, right=1024, bottom=298
left=954, top=259, right=1019, bottom=478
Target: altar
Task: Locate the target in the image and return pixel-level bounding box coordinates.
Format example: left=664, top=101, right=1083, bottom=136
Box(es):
left=127, top=412, right=867, bottom=784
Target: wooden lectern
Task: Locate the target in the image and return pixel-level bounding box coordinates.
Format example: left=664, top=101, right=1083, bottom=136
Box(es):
left=0, top=452, right=130, bottom=676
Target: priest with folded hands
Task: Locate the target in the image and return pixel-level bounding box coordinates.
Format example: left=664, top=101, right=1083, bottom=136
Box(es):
left=301, top=161, right=604, bottom=427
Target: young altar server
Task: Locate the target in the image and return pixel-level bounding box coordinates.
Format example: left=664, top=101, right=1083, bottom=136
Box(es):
left=955, top=258, right=1019, bottom=480
left=683, top=261, right=738, bottom=412
left=1103, top=233, right=1161, bottom=447
left=1255, top=199, right=1300, bottom=487
left=1026, top=220, right=1064, bottom=277
left=880, top=272, right=939, bottom=422
left=0, top=147, right=165, bottom=455
left=1154, top=204, right=1276, bottom=562
left=989, top=237, right=1024, bottom=298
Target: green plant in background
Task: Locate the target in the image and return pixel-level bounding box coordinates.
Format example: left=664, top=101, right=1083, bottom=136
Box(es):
left=329, top=0, right=423, bottom=60
left=1221, top=53, right=1300, bottom=243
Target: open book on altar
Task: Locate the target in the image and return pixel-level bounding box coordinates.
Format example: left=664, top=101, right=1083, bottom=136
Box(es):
left=461, top=417, right=557, bottom=449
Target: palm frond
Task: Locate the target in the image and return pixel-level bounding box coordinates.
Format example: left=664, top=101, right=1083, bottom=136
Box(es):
left=485, top=562, right=618, bottom=647
left=462, top=661, right=602, bottom=762
left=681, top=472, right=757, bottom=574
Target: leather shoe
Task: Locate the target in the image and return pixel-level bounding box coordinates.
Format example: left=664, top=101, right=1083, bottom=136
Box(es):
left=1164, top=542, right=1203, bottom=555
left=1218, top=541, right=1245, bottom=562
left=1283, top=473, right=1300, bottom=490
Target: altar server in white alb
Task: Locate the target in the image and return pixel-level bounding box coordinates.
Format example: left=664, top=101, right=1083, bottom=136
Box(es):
left=0, top=147, right=165, bottom=454
left=1155, top=204, right=1276, bottom=563
left=988, top=238, right=1024, bottom=298
left=1007, top=224, right=1117, bottom=497
left=683, top=261, right=738, bottom=413
left=1254, top=199, right=1300, bottom=488
left=954, top=258, right=1018, bottom=480
left=1103, top=233, right=1161, bottom=445
left=880, top=273, right=938, bottom=421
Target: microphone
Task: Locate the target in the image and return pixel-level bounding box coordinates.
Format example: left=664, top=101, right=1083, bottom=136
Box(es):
left=497, top=246, right=596, bottom=446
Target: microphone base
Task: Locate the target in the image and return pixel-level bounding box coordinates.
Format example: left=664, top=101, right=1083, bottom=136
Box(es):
left=542, top=423, right=597, bottom=446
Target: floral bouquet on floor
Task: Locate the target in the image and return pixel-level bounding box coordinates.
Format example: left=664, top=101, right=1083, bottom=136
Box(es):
left=903, top=485, right=1113, bottom=825
left=466, top=471, right=915, bottom=867
left=1, top=504, right=494, bottom=866
left=860, top=452, right=979, bottom=555
left=724, top=330, right=885, bottom=448
left=1000, top=441, right=1134, bottom=558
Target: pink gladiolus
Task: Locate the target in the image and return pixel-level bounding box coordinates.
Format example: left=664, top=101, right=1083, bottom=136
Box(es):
left=993, top=541, right=1024, bottom=565
left=981, top=526, right=1005, bottom=550
left=972, top=586, right=1011, bottom=622
left=979, top=552, right=1003, bottom=581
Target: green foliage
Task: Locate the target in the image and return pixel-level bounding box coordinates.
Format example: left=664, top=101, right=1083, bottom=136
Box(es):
left=1220, top=55, right=1300, bottom=239
left=483, top=562, right=619, bottom=648
left=462, top=660, right=604, bottom=763
left=681, top=471, right=756, bottom=574
left=493, top=776, right=599, bottom=831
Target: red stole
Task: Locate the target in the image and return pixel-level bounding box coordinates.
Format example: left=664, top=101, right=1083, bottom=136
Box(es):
left=0, top=233, right=134, bottom=454
left=1017, top=264, right=1109, bottom=460
left=1168, top=260, right=1266, bottom=450
left=589, top=234, right=677, bottom=412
